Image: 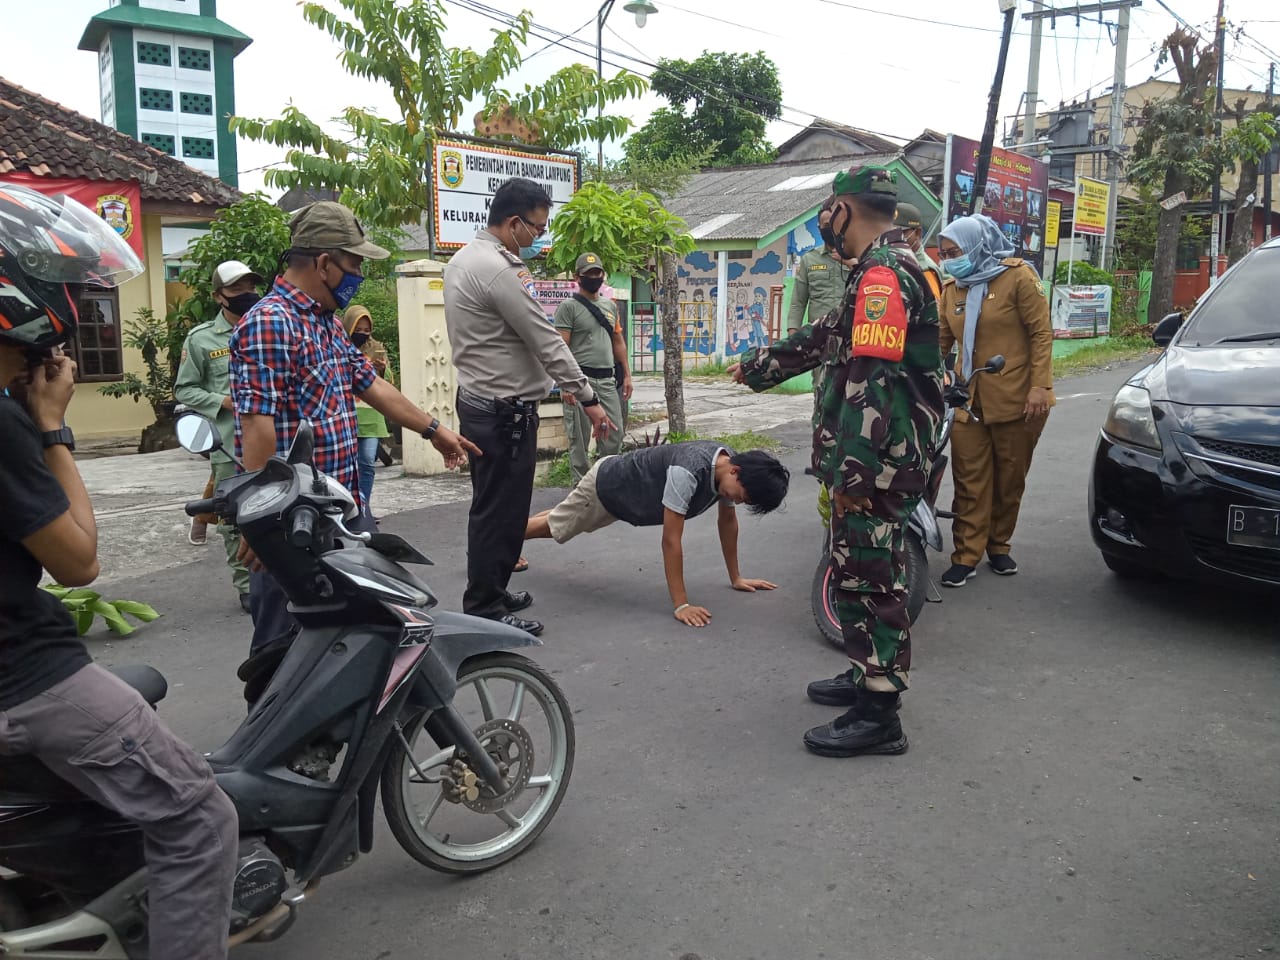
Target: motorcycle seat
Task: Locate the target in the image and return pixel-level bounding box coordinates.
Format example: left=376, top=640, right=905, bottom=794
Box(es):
left=109, top=664, right=168, bottom=707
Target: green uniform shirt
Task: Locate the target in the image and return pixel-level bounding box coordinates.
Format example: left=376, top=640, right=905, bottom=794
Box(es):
left=787, top=247, right=852, bottom=330
left=174, top=311, right=235, bottom=464
left=553, top=296, right=619, bottom=371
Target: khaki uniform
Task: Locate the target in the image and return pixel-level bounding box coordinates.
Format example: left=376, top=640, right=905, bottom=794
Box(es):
left=938, top=259, right=1054, bottom=567
left=787, top=246, right=851, bottom=333
left=554, top=296, right=625, bottom=484
left=174, top=312, right=249, bottom=597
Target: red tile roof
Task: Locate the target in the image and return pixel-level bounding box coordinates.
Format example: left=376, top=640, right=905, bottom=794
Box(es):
left=0, top=76, right=241, bottom=212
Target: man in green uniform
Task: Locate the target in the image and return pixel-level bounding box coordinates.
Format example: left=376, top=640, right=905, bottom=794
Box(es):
left=894, top=202, right=943, bottom=300
left=786, top=195, right=852, bottom=337
left=174, top=260, right=261, bottom=612
left=555, top=252, right=631, bottom=485
left=732, top=166, right=944, bottom=758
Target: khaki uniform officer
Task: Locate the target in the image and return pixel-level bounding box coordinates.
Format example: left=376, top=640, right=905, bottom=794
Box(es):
left=174, top=259, right=261, bottom=612
left=445, top=178, right=613, bottom=636
left=786, top=195, right=852, bottom=337
left=555, top=252, right=631, bottom=485
left=893, top=202, right=943, bottom=300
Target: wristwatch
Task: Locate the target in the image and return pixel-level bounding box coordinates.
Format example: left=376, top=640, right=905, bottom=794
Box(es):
left=580, top=395, right=601, bottom=408
left=41, top=426, right=75, bottom=451
left=420, top=418, right=440, bottom=440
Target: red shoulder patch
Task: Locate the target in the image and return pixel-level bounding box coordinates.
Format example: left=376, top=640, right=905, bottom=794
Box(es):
left=851, top=264, right=907, bottom=361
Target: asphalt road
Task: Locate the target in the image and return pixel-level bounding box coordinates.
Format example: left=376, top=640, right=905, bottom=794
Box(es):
left=89, top=361, right=1278, bottom=960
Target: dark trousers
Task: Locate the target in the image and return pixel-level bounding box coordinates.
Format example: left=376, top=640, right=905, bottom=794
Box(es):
left=458, top=394, right=539, bottom=618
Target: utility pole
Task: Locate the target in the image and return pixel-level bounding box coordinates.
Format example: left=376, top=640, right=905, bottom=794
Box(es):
left=1265, top=62, right=1275, bottom=242
left=1023, top=1, right=1141, bottom=267
left=972, top=0, right=1019, bottom=216
left=1209, top=0, right=1227, bottom=285
left=1022, top=1, right=1045, bottom=145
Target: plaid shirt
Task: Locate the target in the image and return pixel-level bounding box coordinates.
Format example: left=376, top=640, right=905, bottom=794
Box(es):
left=229, top=278, right=376, bottom=503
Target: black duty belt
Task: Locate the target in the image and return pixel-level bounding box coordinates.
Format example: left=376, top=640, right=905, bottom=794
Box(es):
left=457, top=385, right=538, bottom=413
left=581, top=365, right=615, bottom=379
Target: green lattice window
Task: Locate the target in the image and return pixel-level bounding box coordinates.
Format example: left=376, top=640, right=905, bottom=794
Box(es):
left=141, top=133, right=176, bottom=155
left=136, top=41, right=171, bottom=66
left=139, top=88, right=173, bottom=112
left=183, top=137, right=215, bottom=160
left=178, top=46, right=211, bottom=70
left=179, top=92, right=213, bottom=115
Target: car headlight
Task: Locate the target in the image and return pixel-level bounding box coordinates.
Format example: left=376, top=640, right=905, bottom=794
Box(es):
left=1103, top=384, right=1162, bottom=452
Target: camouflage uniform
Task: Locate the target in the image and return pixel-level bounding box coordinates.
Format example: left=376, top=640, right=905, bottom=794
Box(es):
left=740, top=178, right=944, bottom=694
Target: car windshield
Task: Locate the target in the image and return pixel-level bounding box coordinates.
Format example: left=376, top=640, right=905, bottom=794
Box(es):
left=1183, top=247, right=1280, bottom=344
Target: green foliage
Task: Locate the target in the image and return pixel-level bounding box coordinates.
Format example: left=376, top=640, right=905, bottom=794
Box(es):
left=1222, top=107, right=1280, bottom=167
left=544, top=182, right=695, bottom=281
left=480, top=63, right=648, bottom=151
left=97, top=308, right=173, bottom=417
left=537, top=452, right=574, bottom=488
left=1114, top=191, right=1208, bottom=271
left=231, top=0, right=643, bottom=231
left=590, top=144, right=716, bottom=200
left=1053, top=262, right=1114, bottom=287
left=42, top=585, right=159, bottom=637
left=347, top=278, right=401, bottom=374
left=625, top=51, right=781, bottom=168
left=1052, top=336, right=1158, bottom=380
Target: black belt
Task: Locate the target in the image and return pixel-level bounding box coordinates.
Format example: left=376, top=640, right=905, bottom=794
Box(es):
left=457, top=386, right=538, bottom=413
left=581, top=365, right=615, bottom=379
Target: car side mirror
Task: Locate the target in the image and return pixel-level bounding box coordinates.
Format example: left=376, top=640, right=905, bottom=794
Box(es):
left=1152, top=312, right=1183, bottom=347
left=174, top=409, right=222, bottom=455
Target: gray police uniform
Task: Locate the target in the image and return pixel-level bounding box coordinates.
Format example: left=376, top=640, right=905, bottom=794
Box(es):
left=444, top=229, right=597, bottom=619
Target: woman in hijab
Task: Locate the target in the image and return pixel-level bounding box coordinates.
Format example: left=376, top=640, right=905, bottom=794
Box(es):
left=342, top=305, right=395, bottom=520
left=936, top=213, right=1054, bottom=588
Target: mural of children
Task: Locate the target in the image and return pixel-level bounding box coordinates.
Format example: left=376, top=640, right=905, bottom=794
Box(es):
left=729, top=289, right=751, bottom=354
left=748, top=287, right=769, bottom=349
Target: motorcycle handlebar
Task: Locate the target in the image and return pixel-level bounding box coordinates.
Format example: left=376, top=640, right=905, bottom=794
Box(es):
left=288, top=505, right=320, bottom=549
left=184, top=498, right=215, bottom=518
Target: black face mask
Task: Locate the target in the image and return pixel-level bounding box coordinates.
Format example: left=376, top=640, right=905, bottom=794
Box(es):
left=828, top=205, right=850, bottom=259
left=819, top=223, right=836, bottom=248
left=350, top=331, right=371, bottom=348
left=578, top=275, right=605, bottom=294
left=222, top=292, right=261, bottom=318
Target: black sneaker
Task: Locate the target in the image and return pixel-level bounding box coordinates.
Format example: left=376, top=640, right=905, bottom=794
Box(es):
left=497, top=613, right=544, bottom=637
left=504, top=590, right=534, bottom=613
left=803, top=693, right=908, bottom=758
left=987, top=554, right=1018, bottom=576
left=806, top=669, right=902, bottom=709
left=940, top=563, right=977, bottom=587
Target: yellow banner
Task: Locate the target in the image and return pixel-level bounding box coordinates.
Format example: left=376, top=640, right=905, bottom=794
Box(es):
left=1045, top=199, right=1062, bottom=248
left=1075, top=177, right=1110, bottom=237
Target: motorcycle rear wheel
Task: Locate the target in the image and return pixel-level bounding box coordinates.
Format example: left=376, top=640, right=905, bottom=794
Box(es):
left=381, top=653, right=574, bottom=875
left=811, top=530, right=929, bottom=651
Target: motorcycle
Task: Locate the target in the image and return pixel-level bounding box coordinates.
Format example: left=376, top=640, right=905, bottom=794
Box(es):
left=0, top=413, right=574, bottom=958
left=810, top=356, right=1006, bottom=649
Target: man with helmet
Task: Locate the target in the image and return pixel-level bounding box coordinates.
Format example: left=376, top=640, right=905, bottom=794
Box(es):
left=0, top=183, right=238, bottom=958
left=175, top=259, right=262, bottom=612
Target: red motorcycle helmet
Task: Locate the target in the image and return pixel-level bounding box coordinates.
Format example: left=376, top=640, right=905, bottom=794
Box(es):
left=0, top=183, right=143, bottom=350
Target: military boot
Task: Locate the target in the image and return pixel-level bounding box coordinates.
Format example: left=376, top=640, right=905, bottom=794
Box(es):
left=803, top=691, right=908, bottom=758
left=806, top=669, right=901, bottom=709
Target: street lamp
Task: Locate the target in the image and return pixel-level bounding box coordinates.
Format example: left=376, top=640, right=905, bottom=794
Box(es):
left=597, top=0, right=657, bottom=172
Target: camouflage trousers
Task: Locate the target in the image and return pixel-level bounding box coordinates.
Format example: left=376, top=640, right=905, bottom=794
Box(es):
left=829, top=490, right=918, bottom=693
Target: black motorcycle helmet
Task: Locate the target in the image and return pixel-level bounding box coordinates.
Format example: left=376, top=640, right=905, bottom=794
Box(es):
left=0, top=183, right=143, bottom=351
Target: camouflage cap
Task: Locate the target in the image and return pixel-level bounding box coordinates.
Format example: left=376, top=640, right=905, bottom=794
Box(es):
left=289, top=201, right=389, bottom=260
left=894, top=202, right=924, bottom=230
left=575, top=252, right=606, bottom=274
left=832, top=165, right=898, bottom=199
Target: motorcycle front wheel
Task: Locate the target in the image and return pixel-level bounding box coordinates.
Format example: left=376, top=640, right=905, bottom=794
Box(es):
left=381, top=653, right=575, bottom=875
left=811, top=529, right=929, bottom=651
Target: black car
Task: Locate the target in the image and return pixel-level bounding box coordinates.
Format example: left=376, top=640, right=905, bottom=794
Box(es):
left=1089, top=238, right=1280, bottom=589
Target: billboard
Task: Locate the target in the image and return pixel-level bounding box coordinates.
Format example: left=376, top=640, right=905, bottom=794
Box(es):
left=432, top=139, right=578, bottom=249
left=943, top=135, right=1050, bottom=274
left=1074, top=177, right=1111, bottom=237
left=0, top=172, right=144, bottom=259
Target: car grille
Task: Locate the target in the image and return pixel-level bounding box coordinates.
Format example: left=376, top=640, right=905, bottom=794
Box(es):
left=1196, top=437, right=1280, bottom=468
left=1185, top=533, right=1280, bottom=584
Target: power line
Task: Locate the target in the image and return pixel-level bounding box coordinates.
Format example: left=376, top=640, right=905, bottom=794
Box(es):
left=655, top=0, right=786, bottom=38
left=524, top=13, right=595, bottom=61
left=811, top=0, right=1109, bottom=36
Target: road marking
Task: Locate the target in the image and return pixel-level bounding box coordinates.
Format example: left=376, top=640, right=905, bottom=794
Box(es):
left=1058, top=392, right=1103, bottom=401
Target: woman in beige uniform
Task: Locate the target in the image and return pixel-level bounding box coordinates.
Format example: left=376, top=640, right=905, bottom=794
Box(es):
left=936, top=214, right=1054, bottom=587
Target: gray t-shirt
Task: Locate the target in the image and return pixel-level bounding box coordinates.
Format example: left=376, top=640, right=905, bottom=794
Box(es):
left=554, top=296, right=619, bottom=370
left=596, top=441, right=730, bottom=526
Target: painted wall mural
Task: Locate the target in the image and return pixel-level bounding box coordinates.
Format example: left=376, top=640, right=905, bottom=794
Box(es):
left=662, top=238, right=790, bottom=355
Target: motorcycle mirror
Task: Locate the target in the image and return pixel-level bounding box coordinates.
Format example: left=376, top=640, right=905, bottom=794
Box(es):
left=175, top=410, right=222, bottom=455
left=982, top=355, right=1006, bottom=374
left=287, top=421, right=316, bottom=465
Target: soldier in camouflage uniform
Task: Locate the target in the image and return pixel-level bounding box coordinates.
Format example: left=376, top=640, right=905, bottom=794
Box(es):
left=732, top=166, right=944, bottom=757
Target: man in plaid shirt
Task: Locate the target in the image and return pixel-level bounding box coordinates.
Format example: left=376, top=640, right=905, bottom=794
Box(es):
left=231, top=200, right=479, bottom=662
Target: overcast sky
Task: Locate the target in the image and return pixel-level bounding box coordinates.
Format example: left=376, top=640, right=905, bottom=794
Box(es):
left=9, top=0, right=1280, bottom=196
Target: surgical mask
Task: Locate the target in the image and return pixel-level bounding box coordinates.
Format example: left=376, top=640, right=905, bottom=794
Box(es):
left=328, top=270, right=364, bottom=309
left=942, top=254, right=976, bottom=279
left=516, top=219, right=549, bottom=260
left=578, top=275, right=605, bottom=294
left=350, top=331, right=370, bottom=348
left=222, top=292, right=261, bottom=318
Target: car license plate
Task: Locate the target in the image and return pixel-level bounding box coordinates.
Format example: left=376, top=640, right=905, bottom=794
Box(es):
left=1226, top=505, right=1280, bottom=550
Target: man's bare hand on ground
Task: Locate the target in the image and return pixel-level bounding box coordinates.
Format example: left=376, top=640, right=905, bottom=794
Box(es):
left=727, top=363, right=746, bottom=384
left=732, top=577, right=777, bottom=593
left=675, top=604, right=712, bottom=627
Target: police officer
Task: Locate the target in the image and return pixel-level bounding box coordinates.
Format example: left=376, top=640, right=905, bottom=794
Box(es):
left=445, top=178, right=614, bottom=636
left=894, top=202, right=944, bottom=300
left=174, top=259, right=260, bottom=612
left=786, top=194, right=852, bottom=337
left=732, top=166, right=944, bottom=758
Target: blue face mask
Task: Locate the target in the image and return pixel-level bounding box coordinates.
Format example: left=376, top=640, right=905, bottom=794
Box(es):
left=329, top=270, right=364, bottom=309
left=516, top=219, right=549, bottom=260
left=942, top=253, right=976, bottom=279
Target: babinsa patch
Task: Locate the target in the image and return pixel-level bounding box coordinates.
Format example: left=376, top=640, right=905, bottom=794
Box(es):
left=851, top=265, right=907, bottom=362
left=862, top=283, right=893, bottom=322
